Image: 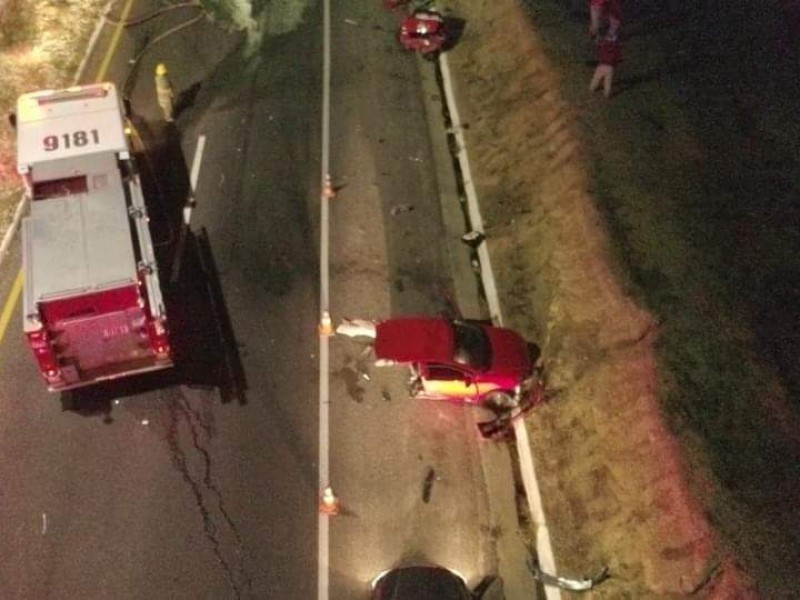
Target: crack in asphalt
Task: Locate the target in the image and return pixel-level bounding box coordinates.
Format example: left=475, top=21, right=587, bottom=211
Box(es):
left=165, top=389, right=252, bottom=598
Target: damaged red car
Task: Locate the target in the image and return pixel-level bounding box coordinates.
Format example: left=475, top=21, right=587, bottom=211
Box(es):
left=373, top=317, right=540, bottom=410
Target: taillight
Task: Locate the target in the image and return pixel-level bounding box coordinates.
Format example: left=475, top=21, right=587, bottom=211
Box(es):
left=26, top=327, right=62, bottom=382
left=147, top=316, right=171, bottom=361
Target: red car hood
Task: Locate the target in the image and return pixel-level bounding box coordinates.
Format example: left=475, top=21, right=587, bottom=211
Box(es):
left=374, top=318, right=454, bottom=364
left=485, top=326, right=531, bottom=374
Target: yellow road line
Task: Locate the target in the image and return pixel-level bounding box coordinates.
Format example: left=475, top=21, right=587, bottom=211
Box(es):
left=95, top=0, right=136, bottom=83
left=0, top=0, right=133, bottom=351
left=0, top=271, right=24, bottom=349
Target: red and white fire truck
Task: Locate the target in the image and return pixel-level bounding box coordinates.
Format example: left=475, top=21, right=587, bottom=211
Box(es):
left=16, top=82, right=173, bottom=391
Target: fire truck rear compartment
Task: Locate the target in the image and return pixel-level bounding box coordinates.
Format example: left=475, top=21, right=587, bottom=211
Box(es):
left=40, top=286, right=152, bottom=379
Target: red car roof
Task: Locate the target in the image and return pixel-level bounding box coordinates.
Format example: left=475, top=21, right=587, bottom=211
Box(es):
left=374, top=318, right=454, bottom=364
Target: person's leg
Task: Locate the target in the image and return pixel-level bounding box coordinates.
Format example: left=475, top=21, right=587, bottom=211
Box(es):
left=590, top=65, right=604, bottom=91
left=608, top=16, right=621, bottom=37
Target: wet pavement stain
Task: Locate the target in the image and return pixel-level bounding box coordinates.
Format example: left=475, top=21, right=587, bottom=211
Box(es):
left=338, top=366, right=366, bottom=403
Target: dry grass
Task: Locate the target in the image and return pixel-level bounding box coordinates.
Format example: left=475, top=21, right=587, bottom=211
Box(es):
left=446, top=0, right=720, bottom=594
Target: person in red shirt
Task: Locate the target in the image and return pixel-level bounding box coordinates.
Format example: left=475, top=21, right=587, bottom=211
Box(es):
left=589, top=0, right=622, bottom=39
left=590, top=32, right=622, bottom=98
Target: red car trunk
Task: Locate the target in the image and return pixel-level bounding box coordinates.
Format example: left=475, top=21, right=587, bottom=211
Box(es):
left=374, top=318, right=454, bottom=364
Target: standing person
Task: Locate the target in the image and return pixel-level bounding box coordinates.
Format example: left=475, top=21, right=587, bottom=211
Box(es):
left=590, top=32, right=622, bottom=98
left=154, top=63, right=175, bottom=123
left=589, top=0, right=622, bottom=39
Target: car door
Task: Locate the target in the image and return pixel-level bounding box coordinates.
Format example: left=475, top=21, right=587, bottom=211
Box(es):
left=420, top=363, right=480, bottom=401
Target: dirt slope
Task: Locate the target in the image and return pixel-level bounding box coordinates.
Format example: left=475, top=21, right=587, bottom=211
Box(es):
left=445, top=0, right=799, bottom=596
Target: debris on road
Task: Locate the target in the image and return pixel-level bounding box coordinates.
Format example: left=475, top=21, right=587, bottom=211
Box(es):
left=390, top=204, right=415, bottom=216
left=528, top=556, right=609, bottom=592
left=336, top=318, right=377, bottom=338
left=461, top=230, right=485, bottom=247
left=422, top=466, right=437, bottom=503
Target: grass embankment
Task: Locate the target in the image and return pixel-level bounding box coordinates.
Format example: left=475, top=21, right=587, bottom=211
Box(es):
left=533, top=2, right=800, bottom=594
left=449, top=0, right=799, bottom=595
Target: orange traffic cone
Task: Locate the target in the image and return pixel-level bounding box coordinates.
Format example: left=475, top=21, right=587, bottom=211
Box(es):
left=319, top=310, right=334, bottom=336
left=322, top=174, right=336, bottom=200
left=319, top=486, right=340, bottom=515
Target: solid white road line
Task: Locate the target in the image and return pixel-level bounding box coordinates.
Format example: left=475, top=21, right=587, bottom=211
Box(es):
left=438, top=53, right=562, bottom=600
left=171, top=135, right=206, bottom=284
left=190, top=135, right=206, bottom=194
left=318, top=0, right=332, bottom=599
left=183, top=134, right=206, bottom=225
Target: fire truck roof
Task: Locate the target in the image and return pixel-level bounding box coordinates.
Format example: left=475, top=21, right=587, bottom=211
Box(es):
left=16, top=83, right=128, bottom=171
left=24, top=153, right=139, bottom=301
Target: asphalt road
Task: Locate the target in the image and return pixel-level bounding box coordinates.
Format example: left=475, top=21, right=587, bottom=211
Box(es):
left=0, top=1, right=533, bottom=598
left=324, top=0, right=503, bottom=596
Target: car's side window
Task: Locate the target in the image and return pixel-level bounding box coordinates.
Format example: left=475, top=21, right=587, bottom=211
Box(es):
left=427, top=364, right=467, bottom=381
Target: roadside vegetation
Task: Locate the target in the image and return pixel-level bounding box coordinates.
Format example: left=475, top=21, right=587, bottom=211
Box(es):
left=448, top=0, right=800, bottom=595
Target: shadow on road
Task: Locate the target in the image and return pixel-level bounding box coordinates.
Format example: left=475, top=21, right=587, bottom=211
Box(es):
left=61, top=120, right=247, bottom=419
left=442, top=16, right=467, bottom=52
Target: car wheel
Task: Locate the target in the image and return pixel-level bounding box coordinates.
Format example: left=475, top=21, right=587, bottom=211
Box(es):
left=408, top=377, right=424, bottom=398
left=482, top=390, right=519, bottom=413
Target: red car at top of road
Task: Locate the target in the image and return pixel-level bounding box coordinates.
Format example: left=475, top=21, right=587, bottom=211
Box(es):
left=398, top=10, right=447, bottom=56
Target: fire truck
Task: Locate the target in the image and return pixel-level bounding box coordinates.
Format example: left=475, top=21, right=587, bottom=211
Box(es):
left=16, top=82, right=173, bottom=391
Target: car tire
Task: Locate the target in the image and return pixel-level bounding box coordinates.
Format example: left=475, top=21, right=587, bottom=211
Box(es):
left=482, top=390, right=518, bottom=413
left=408, top=377, right=424, bottom=398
